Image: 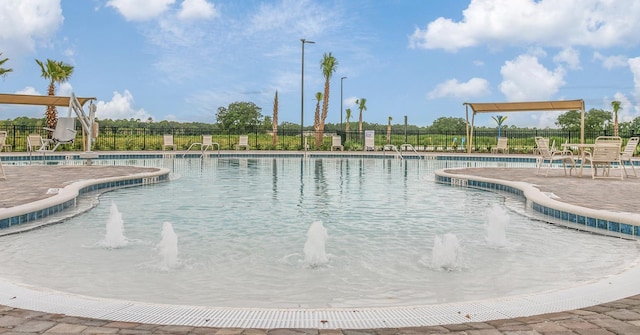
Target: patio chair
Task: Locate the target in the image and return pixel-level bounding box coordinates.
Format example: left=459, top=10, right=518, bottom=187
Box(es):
left=27, top=134, right=44, bottom=152
left=584, top=136, right=623, bottom=180
left=0, top=157, right=5, bottom=180
left=39, top=117, right=77, bottom=152
left=331, top=135, right=343, bottom=151
left=0, top=131, right=11, bottom=152
left=621, top=136, right=638, bottom=177
left=236, top=135, right=250, bottom=150
left=534, top=136, right=575, bottom=177
left=162, top=134, right=177, bottom=151
left=491, top=137, right=508, bottom=154
left=364, top=130, right=375, bottom=151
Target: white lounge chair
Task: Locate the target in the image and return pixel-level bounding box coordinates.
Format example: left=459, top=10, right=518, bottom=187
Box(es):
left=331, top=135, right=343, bottom=151
left=27, top=134, right=44, bottom=152
left=162, top=134, right=177, bottom=151
left=0, top=131, right=11, bottom=152
left=39, top=117, right=77, bottom=152
left=236, top=135, right=250, bottom=150
left=535, top=136, right=575, bottom=177
left=491, top=137, right=508, bottom=154
left=0, top=157, right=5, bottom=180
left=621, top=137, right=638, bottom=177
left=584, top=136, right=623, bottom=180
left=364, top=130, right=375, bottom=151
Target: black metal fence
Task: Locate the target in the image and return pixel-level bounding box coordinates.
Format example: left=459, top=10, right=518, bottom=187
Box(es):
left=1, top=124, right=638, bottom=153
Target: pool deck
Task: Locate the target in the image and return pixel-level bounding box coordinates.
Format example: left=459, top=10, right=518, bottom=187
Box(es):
left=1, top=157, right=640, bottom=334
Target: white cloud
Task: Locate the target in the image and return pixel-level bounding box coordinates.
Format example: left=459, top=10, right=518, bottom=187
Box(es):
left=428, top=78, right=490, bottom=99
left=16, top=86, right=40, bottom=95
left=499, top=54, right=566, bottom=101
left=177, top=0, right=217, bottom=21
left=593, top=52, right=628, bottom=70
left=605, top=93, right=637, bottom=122
left=409, top=0, right=640, bottom=52
left=553, top=47, right=581, bottom=70
left=0, top=0, right=63, bottom=57
left=106, top=0, right=175, bottom=21
left=95, top=90, right=152, bottom=121
left=629, top=57, right=640, bottom=102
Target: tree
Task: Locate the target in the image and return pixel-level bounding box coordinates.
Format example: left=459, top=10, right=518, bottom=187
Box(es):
left=345, top=108, right=352, bottom=141
left=611, top=100, right=622, bottom=136
left=313, top=91, right=322, bottom=143
left=430, top=117, right=466, bottom=133
left=584, top=108, right=611, bottom=133
left=0, top=53, right=12, bottom=78
left=317, top=52, right=338, bottom=146
left=35, top=58, right=74, bottom=129
left=555, top=110, right=582, bottom=132
left=215, top=101, right=263, bottom=133
left=272, top=90, right=279, bottom=145
left=387, top=116, right=392, bottom=144
left=355, top=97, right=367, bottom=136
left=491, top=115, right=508, bottom=138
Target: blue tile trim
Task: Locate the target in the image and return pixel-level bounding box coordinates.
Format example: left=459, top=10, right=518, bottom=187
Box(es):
left=0, top=173, right=169, bottom=230
left=435, top=173, right=639, bottom=239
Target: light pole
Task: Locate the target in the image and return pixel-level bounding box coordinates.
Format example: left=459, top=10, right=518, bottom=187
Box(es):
left=300, top=38, right=315, bottom=149
left=340, top=76, right=347, bottom=133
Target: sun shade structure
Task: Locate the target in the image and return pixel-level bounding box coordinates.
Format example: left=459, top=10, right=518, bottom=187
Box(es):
left=0, top=93, right=95, bottom=107
left=0, top=93, right=98, bottom=152
left=463, top=99, right=585, bottom=153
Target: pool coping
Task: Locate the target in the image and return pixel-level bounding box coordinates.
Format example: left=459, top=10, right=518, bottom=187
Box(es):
left=434, top=168, right=640, bottom=239
left=1, top=157, right=640, bottom=329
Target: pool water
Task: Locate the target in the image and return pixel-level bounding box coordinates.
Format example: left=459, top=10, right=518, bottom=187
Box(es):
left=0, top=157, right=637, bottom=308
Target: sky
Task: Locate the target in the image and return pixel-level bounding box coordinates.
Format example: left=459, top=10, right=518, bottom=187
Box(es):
left=1, top=0, right=640, bottom=128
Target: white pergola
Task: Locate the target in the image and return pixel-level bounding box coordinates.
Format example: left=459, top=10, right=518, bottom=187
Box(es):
left=463, top=99, right=585, bottom=153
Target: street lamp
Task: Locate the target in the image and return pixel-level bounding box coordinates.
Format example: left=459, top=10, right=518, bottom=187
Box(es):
left=300, top=38, right=315, bottom=149
left=340, top=76, right=347, bottom=133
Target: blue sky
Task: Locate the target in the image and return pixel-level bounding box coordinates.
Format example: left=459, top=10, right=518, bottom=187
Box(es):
left=1, top=0, right=640, bottom=128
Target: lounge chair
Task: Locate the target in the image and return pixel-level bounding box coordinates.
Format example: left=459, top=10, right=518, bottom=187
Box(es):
left=0, top=157, right=5, bottom=180
left=364, top=130, right=375, bottom=151
left=584, top=136, right=623, bottom=180
left=236, top=135, right=250, bottom=150
left=27, top=134, right=44, bottom=152
left=183, top=135, right=219, bottom=157
left=534, top=136, right=575, bottom=177
left=331, top=135, right=343, bottom=151
left=491, top=137, right=508, bottom=154
left=39, top=117, right=77, bottom=152
left=621, top=137, right=638, bottom=178
left=0, top=131, right=11, bottom=152
left=162, top=134, right=177, bottom=151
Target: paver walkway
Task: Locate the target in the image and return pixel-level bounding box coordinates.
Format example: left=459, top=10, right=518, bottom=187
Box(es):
left=1, top=163, right=640, bottom=334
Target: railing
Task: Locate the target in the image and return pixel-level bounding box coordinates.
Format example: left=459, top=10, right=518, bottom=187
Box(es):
left=0, top=124, right=638, bottom=153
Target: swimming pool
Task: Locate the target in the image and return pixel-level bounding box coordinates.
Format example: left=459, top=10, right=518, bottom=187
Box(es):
left=0, top=157, right=637, bottom=311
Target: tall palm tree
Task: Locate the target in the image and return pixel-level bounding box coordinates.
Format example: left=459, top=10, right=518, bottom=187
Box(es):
left=387, top=116, right=393, bottom=144
left=313, top=92, right=323, bottom=144
left=272, top=90, right=279, bottom=145
left=356, top=98, right=367, bottom=137
left=0, top=53, right=13, bottom=78
left=317, top=52, right=338, bottom=146
left=492, top=115, right=508, bottom=138
left=611, top=100, right=621, bottom=137
left=35, top=58, right=74, bottom=129
left=345, top=108, right=352, bottom=141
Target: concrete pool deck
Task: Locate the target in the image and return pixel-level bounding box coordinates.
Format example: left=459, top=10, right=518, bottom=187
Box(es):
left=1, top=160, right=640, bottom=334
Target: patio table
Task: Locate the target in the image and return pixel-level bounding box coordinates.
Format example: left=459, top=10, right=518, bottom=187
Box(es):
left=563, top=143, right=595, bottom=177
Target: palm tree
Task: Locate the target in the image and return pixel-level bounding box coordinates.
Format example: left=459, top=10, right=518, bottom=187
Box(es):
left=387, top=116, right=393, bottom=144
left=317, top=52, right=338, bottom=146
left=0, top=53, right=13, bottom=78
left=272, top=90, right=279, bottom=146
left=611, top=100, right=621, bottom=137
left=356, top=98, right=367, bottom=138
left=345, top=108, right=352, bottom=141
left=492, top=115, right=508, bottom=138
left=313, top=92, right=323, bottom=146
left=35, top=58, right=74, bottom=129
